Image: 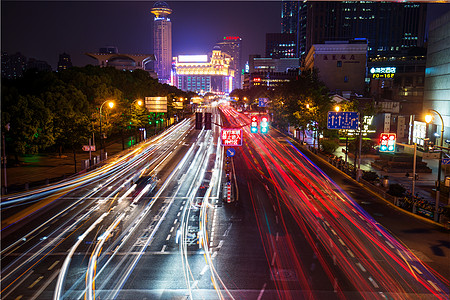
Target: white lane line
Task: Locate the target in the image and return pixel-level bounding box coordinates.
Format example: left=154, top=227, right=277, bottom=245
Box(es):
left=356, top=262, right=366, bottom=272
left=200, top=265, right=209, bottom=275
left=347, top=250, right=355, bottom=258
left=338, top=238, right=345, bottom=246
left=211, top=252, right=218, bottom=259
left=276, top=232, right=279, bottom=241
left=271, top=252, right=277, bottom=266
left=272, top=205, right=277, bottom=212
left=368, top=276, right=379, bottom=288
left=161, top=245, right=167, bottom=252
left=385, top=241, right=395, bottom=249
left=257, top=283, right=267, bottom=300
left=170, top=227, right=174, bottom=233
left=217, top=240, right=224, bottom=249
left=179, top=206, right=183, bottom=211
left=330, top=229, right=337, bottom=235
left=324, top=221, right=330, bottom=227
left=275, top=216, right=278, bottom=224
left=166, top=234, right=171, bottom=241
left=427, top=280, right=441, bottom=292
left=47, top=260, right=59, bottom=271
left=177, top=212, right=181, bottom=217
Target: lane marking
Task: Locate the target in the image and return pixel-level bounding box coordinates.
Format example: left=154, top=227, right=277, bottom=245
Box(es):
left=28, top=276, right=44, bottom=289
left=170, top=226, right=174, bottom=233
left=47, top=260, right=59, bottom=271
left=356, top=262, right=366, bottom=272
left=368, top=276, right=379, bottom=288
left=174, top=219, right=178, bottom=224
left=161, top=245, right=167, bottom=252
left=271, top=252, right=277, bottom=266
left=257, top=283, right=267, bottom=300
left=338, top=238, right=345, bottom=246
left=427, top=280, right=440, bottom=292
left=30, top=270, right=60, bottom=300
left=385, top=241, right=394, bottom=249
left=211, top=252, right=218, bottom=259
left=200, top=265, right=209, bottom=275
left=412, top=265, right=423, bottom=275
left=177, top=212, right=181, bottom=217
left=347, top=250, right=355, bottom=258
left=166, top=234, right=171, bottom=241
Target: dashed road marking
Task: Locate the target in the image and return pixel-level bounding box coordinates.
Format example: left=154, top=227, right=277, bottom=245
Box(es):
left=28, top=276, right=44, bottom=289
left=412, top=265, right=423, bottom=275
left=427, top=280, right=440, bottom=292
left=161, top=245, right=167, bottom=252
left=47, top=260, right=59, bottom=271
left=385, top=241, right=394, bottom=249
left=368, top=276, right=379, bottom=288
left=166, top=234, right=171, bottom=241
left=356, top=262, right=366, bottom=272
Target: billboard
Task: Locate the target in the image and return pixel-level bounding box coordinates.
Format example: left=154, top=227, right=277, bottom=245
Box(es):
left=221, top=128, right=243, bottom=146
left=145, top=97, right=167, bottom=113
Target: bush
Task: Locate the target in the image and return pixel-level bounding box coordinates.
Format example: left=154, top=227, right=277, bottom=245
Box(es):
left=320, top=139, right=339, bottom=154
left=362, top=171, right=378, bottom=182
left=388, top=183, right=406, bottom=197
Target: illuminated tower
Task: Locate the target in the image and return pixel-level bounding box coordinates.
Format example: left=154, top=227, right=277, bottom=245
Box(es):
left=151, top=1, right=172, bottom=83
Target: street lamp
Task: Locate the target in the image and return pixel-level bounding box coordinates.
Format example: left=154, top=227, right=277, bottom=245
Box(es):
left=99, top=100, right=114, bottom=153
left=425, top=109, right=445, bottom=222
left=131, top=99, right=144, bottom=143
left=334, top=105, right=340, bottom=112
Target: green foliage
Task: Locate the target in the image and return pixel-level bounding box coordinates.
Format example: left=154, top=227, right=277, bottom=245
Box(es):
left=362, top=171, right=379, bottom=182
left=388, top=183, right=406, bottom=197
left=320, top=139, right=339, bottom=154
left=1, top=66, right=186, bottom=157
left=348, top=138, right=376, bottom=154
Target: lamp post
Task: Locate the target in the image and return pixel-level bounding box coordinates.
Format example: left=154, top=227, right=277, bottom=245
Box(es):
left=425, top=109, right=444, bottom=222
left=131, top=99, right=143, bottom=143
left=99, top=100, right=114, bottom=154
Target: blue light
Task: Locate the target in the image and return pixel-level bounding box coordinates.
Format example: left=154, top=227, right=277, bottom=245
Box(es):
left=251, top=127, right=258, bottom=133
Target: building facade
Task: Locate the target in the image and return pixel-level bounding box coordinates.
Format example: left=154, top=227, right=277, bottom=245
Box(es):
left=266, top=33, right=297, bottom=59
left=243, top=56, right=299, bottom=89
left=423, top=11, right=450, bottom=147
left=300, top=2, right=426, bottom=59
left=57, top=53, right=73, bottom=72
left=1, top=52, right=27, bottom=79
left=151, top=1, right=172, bottom=83
left=304, top=40, right=367, bottom=95
left=173, top=48, right=235, bottom=95
left=216, top=36, right=242, bottom=90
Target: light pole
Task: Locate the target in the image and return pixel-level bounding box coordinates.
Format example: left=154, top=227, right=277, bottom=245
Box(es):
left=99, top=100, right=114, bottom=155
left=131, top=99, right=143, bottom=143
left=425, top=109, right=445, bottom=222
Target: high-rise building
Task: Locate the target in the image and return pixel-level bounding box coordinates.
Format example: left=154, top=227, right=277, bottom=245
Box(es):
left=1, top=51, right=27, bottom=79
left=300, top=2, right=426, bottom=59
left=266, top=33, right=297, bottom=59
left=57, top=53, right=73, bottom=72
left=216, top=36, right=242, bottom=90
left=281, top=0, right=299, bottom=34
left=151, top=1, right=172, bottom=84
left=26, top=58, right=52, bottom=73
left=423, top=11, right=450, bottom=147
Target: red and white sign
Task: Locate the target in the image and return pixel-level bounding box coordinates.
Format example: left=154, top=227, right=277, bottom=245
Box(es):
left=251, top=116, right=258, bottom=127
left=227, top=183, right=231, bottom=203
left=221, top=128, right=243, bottom=147
left=82, top=145, right=96, bottom=151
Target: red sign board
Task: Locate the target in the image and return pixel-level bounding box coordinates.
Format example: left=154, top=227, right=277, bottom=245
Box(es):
left=221, top=128, right=243, bottom=147
left=82, top=145, right=96, bottom=151
left=379, top=133, right=396, bottom=152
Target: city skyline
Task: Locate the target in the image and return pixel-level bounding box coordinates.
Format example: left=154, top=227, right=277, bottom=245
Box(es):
left=2, top=1, right=449, bottom=71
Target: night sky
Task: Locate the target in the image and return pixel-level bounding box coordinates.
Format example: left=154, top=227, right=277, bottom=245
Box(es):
left=2, top=1, right=450, bottom=70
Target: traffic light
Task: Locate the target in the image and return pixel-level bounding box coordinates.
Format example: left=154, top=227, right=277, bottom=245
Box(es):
left=379, top=133, right=396, bottom=152
left=250, top=115, right=258, bottom=133
left=260, top=116, right=269, bottom=134
left=204, top=112, right=212, bottom=130
left=195, top=112, right=203, bottom=130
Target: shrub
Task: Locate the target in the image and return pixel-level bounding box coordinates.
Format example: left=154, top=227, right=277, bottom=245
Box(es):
left=362, top=171, right=378, bottom=182
left=320, top=139, right=339, bottom=155
left=388, top=183, right=406, bottom=197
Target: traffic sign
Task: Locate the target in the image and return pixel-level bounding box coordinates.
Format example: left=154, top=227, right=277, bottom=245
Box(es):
left=379, top=133, right=396, bottom=152
left=258, top=98, right=268, bottom=107
left=221, top=128, right=243, bottom=146
left=442, top=158, right=450, bottom=165
left=327, top=111, right=359, bottom=130
left=226, top=148, right=236, bottom=157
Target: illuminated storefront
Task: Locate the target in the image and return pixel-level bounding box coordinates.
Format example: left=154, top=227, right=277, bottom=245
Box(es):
left=172, top=48, right=235, bottom=95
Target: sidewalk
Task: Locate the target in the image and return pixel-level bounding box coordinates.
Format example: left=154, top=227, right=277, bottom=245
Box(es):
left=1, top=135, right=141, bottom=195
